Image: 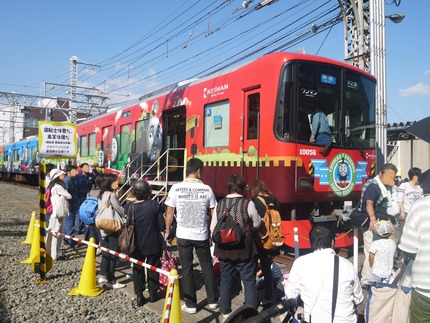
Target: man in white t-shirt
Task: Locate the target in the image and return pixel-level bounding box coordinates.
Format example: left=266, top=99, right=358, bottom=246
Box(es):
left=165, top=158, right=219, bottom=314
left=397, top=167, right=424, bottom=239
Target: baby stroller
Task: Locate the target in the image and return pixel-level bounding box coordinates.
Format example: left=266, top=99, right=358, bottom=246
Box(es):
left=224, top=297, right=301, bottom=323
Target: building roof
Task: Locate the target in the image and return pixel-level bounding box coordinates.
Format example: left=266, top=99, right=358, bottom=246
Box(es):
left=387, top=121, right=417, bottom=141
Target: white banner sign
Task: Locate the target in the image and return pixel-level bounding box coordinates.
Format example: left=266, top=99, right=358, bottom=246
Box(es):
left=38, top=121, right=78, bottom=158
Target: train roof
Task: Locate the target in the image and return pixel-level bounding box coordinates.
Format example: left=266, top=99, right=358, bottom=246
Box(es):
left=18, top=135, right=37, bottom=141
left=77, top=51, right=375, bottom=126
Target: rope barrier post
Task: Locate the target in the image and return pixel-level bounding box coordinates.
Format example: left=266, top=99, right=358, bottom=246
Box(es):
left=353, top=228, right=359, bottom=272
left=162, top=269, right=182, bottom=323
left=293, top=227, right=299, bottom=259
left=36, top=161, right=49, bottom=282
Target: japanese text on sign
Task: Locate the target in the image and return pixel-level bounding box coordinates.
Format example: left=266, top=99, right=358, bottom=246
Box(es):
left=38, top=121, right=78, bottom=158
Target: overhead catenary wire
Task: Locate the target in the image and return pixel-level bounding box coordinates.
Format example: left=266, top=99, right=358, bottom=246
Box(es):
left=45, top=0, right=230, bottom=101
left=15, top=1, right=343, bottom=109
left=109, top=1, right=339, bottom=94
left=102, top=0, right=337, bottom=94
left=51, top=1, right=333, bottom=99
left=70, top=0, right=328, bottom=88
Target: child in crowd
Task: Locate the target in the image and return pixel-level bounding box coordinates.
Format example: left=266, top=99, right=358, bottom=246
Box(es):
left=369, top=221, right=397, bottom=282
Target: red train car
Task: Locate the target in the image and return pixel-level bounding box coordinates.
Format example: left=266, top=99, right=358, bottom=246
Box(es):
left=77, top=52, right=376, bottom=220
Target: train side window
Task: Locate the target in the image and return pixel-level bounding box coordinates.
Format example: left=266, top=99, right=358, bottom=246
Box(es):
left=30, top=146, right=36, bottom=161
left=120, top=123, right=132, bottom=155
left=80, top=135, right=88, bottom=157
left=88, top=133, right=96, bottom=156
left=247, top=93, right=260, bottom=140
left=276, top=65, right=294, bottom=139
left=204, top=100, right=230, bottom=148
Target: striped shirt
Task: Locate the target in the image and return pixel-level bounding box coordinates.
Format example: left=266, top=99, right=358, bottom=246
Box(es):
left=399, top=196, right=430, bottom=297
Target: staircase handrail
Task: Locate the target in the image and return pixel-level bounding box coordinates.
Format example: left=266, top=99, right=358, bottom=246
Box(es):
left=117, top=148, right=187, bottom=204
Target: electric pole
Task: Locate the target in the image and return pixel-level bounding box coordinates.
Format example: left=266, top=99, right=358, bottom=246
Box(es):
left=69, top=56, right=78, bottom=123
left=69, top=56, right=101, bottom=123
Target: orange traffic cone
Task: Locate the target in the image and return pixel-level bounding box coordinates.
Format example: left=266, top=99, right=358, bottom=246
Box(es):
left=22, top=211, right=36, bottom=245
left=21, top=220, right=43, bottom=264
left=69, top=238, right=103, bottom=296
left=162, top=269, right=182, bottom=322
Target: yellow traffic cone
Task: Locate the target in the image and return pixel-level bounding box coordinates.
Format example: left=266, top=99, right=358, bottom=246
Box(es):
left=22, top=211, right=36, bottom=245
left=69, top=237, right=103, bottom=296
left=162, top=269, right=182, bottom=323
left=21, top=220, right=43, bottom=264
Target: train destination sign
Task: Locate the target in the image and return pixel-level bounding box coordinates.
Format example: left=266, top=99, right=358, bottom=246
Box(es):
left=38, top=121, right=78, bottom=158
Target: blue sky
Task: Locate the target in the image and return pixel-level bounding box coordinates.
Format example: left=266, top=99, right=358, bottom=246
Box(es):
left=0, top=0, right=428, bottom=124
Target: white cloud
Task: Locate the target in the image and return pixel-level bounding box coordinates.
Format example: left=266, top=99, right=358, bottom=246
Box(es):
left=424, top=70, right=430, bottom=77
left=399, top=83, right=430, bottom=97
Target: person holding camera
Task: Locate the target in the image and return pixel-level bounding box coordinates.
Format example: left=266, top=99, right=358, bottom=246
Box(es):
left=285, top=226, right=363, bottom=323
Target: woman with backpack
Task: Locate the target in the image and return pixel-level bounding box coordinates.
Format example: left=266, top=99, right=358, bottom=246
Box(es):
left=97, top=173, right=125, bottom=289
left=210, top=174, right=261, bottom=321
left=46, top=168, right=71, bottom=261
left=84, top=174, right=103, bottom=245
left=249, top=179, right=281, bottom=308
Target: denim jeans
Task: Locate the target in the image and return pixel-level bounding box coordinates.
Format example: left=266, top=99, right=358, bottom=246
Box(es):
left=100, top=232, right=120, bottom=283
left=176, top=238, right=219, bottom=308
left=316, top=133, right=331, bottom=145
left=64, top=211, right=77, bottom=246
left=219, top=257, right=258, bottom=314
left=75, top=216, right=86, bottom=234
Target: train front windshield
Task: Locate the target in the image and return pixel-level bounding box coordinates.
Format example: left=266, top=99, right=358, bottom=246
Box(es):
left=276, top=61, right=376, bottom=149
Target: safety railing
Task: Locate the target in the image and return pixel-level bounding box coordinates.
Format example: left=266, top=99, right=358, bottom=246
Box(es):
left=117, top=148, right=187, bottom=205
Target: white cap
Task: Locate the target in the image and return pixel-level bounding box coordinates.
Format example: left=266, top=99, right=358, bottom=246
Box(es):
left=376, top=221, right=392, bottom=238
left=50, top=168, right=66, bottom=181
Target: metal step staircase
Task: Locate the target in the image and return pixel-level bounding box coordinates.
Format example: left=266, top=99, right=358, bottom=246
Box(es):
left=117, top=148, right=187, bottom=205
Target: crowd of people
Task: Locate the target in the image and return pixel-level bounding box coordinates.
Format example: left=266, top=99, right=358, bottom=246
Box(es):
left=44, top=158, right=285, bottom=320
left=43, top=159, right=430, bottom=322
left=45, top=162, right=99, bottom=261
left=355, top=163, right=429, bottom=322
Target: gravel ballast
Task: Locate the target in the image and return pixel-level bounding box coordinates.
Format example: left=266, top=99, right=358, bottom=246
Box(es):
left=0, top=183, right=161, bottom=323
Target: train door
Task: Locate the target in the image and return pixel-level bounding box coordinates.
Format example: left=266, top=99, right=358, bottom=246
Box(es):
left=242, top=90, right=260, bottom=183
left=134, top=117, right=150, bottom=176
left=101, top=126, right=113, bottom=168
left=163, top=106, right=186, bottom=181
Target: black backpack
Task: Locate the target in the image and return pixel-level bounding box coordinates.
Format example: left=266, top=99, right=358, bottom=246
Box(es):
left=212, top=198, right=249, bottom=247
